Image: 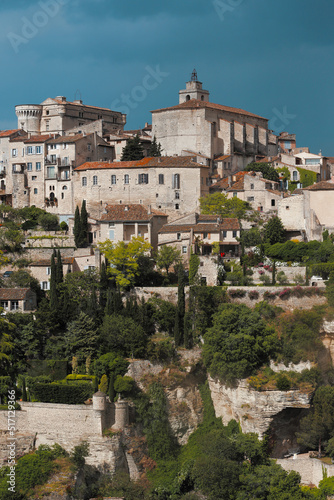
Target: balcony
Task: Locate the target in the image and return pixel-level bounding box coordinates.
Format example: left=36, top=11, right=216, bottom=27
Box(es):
left=45, top=156, right=59, bottom=165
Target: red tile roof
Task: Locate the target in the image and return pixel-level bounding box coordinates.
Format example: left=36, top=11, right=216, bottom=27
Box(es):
left=159, top=218, right=240, bottom=233
left=215, top=155, right=231, bottom=161
left=0, top=288, right=33, bottom=300
left=99, top=204, right=167, bottom=222
left=75, top=156, right=208, bottom=171
left=0, top=129, right=23, bottom=137
left=10, top=134, right=56, bottom=143
left=302, top=181, right=334, bottom=191
left=152, top=99, right=268, bottom=120
left=49, top=134, right=85, bottom=144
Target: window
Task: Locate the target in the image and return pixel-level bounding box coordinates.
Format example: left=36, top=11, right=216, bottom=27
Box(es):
left=93, top=175, right=98, bottom=185
left=11, top=149, right=17, bottom=157
left=212, top=121, right=217, bottom=136
left=36, top=146, right=41, bottom=154
left=46, top=267, right=51, bottom=275
left=61, top=193, right=64, bottom=199
left=62, top=185, right=67, bottom=190
left=46, top=110, right=49, bottom=115
left=271, top=199, right=276, bottom=207
left=175, top=204, right=179, bottom=209
left=32, top=176, right=37, bottom=180
left=293, top=171, right=298, bottom=181
left=223, top=230, right=227, bottom=238
left=47, top=166, right=55, bottom=178
left=34, top=188, right=38, bottom=194
left=50, top=154, right=56, bottom=163
left=109, top=229, right=115, bottom=240
left=233, top=231, right=237, bottom=238
left=27, top=146, right=34, bottom=155
left=177, top=233, right=181, bottom=240
left=11, top=301, right=19, bottom=311
left=124, top=174, right=129, bottom=184
left=111, top=174, right=116, bottom=185
left=175, top=191, right=180, bottom=199
left=36, top=162, right=41, bottom=171
left=159, top=174, right=164, bottom=184
left=79, top=112, right=84, bottom=118
left=286, top=206, right=290, bottom=210
left=138, top=173, right=149, bottom=184
left=87, top=143, right=91, bottom=151
left=46, top=122, right=50, bottom=131
left=247, top=196, right=254, bottom=202
left=172, top=174, right=180, bottom=189
left=109, top=222, right=115, bottom=228
left=203, top=232, right=208, bottom=239
left=233, top=192, right=237, bottom=197
left=1, top=301, right=8, bottom=310
left=82, top=176, right=87, bottom=187
left=250, top=184, right=254, bottom=190
left=41, top=281, right=49, bottom=290
left=182, top=246, right=187, bottom=254
left=27, top=163, right=32, bottom=171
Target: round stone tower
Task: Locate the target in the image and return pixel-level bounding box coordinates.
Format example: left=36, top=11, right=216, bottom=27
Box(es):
left=113, top=397, right=129, bottom=430
left=92, top=391, right=106, bottom=434
left=15, top=104, right=42, bottom=135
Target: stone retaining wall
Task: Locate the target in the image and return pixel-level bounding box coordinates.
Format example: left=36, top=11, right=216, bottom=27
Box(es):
left=277, top=456, right=334, bottom=486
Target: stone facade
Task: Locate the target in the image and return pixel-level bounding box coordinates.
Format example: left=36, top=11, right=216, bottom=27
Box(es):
left=277, top=455, right=334, bottom=487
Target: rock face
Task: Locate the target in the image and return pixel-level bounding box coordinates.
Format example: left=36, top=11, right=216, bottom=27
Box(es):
left=322, top=320, right=334, bottom=364
left=208, top=376, right=312, bottom=438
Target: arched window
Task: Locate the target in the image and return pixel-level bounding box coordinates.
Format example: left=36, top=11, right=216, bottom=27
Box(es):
left=293, top=171, right=298, bottom=181
left=62, top=185, right=67, bottom=190
left=201, top=95, right=204, bottom=101
left=93, top=175, right=98, bottom=185
left=50, top=192, right=55, bottom=201
left=82, top=176, right=87, bottom=187
left=124, top=174, right=129, bottom=184
left=186, top=95, right=190, bottom=101
left=111, top=174, right=116, bottom=185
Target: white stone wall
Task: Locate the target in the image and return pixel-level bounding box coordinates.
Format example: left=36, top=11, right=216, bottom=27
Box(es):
left=277, top=457, right=334, bottom=486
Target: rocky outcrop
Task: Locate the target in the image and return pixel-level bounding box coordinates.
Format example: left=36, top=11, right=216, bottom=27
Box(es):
left=208, top=376, right=312, bottom=438
left=321, top=320, right=334, bottom=364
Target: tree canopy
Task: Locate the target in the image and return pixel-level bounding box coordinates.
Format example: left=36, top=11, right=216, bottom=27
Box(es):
left=155, top=245, right=181, bottom=275
left=200, top=192, right=248, bottom=219
left=121, top=134, right=144, bottom=161
left=245, top=162, right=280, bottom=182
left=264, top=216, right=285, bottom=245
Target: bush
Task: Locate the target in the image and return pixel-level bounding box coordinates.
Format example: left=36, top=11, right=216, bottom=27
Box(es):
left=37, top=213, right=59, bottom=231
left=248, top=290, right=259, bottom=300
left=276, top=271, right=288, bottom=285
left=228, top=289, right=247, bottom=298
left=99, top=374, right=108, bottom=393
left=59, top=221, right=68, bottom=231
left=70, top=441, right=89, bottom=469
left=31, top=382, right=93, bottom=404
left=114, top=375, right=134, bottom=395
left=146, top=338, right=176, bottom=362
left=276, top=374, right=291, bottom=391
left=263, top=291, right=277, bottom=301
left=278, top=288, right=291, bottom=300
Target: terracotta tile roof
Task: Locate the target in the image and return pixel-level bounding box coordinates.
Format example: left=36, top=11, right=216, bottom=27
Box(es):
left=49, top=134, right=85, bottom=144
left=302, top=181, right=334, bottom=191
left=29, top=257, right=74, bottom=266
left=54, top=99, right=114, bottom=112
left=159, top=218, right=240, bottom=233
left=0, top=288, right=33, bottom=300
left=215, top=155, right=231, bottom=161
left=256, top=156, right=280, bottom=163
left=99, top=204, right=167, bottom=222
left=75, top=156, right=208, bottom=171
left=0, top=129, right=23, bottom=137
left=226, top=178, right=244, bottom=191
left=11, top=134, right=55, bottom=143
left=151, top=99, right=268, bottom=120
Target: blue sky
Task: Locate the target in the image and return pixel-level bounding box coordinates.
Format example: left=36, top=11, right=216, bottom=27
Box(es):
left=0, top=0, right=333, bottom=154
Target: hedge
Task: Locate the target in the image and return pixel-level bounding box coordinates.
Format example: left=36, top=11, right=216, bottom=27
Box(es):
left=32, top=382, right=93, bottom=404
left=27, top=359, right=68, bottom=380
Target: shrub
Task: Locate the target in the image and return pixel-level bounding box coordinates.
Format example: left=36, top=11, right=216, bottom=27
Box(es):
left=259, top=275, right=271, bottom=285
left=263, top=291, right=277, bottom=301
left=276, top=374, right=291, bottom=391
left=114, top=375, right=134, bottom=396
left=228, top=289, right=247, bottom=299
left=70, top=441, right=89, bottom=469
left=276, top=271, right=288, bottom=285
left=31, top=382, right=93, bottom=404
left=99, top=374, right=108, bottom=393
left=248, top=290, right=259, bottom=300
left=278, top=288, right=291, bottom=300
left=146, top=338, right=176, bottom=362
left=59, top=221, right=68, bottom=231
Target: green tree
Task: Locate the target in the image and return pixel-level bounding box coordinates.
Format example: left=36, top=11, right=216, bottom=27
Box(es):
left=49, top=252, right=58, bottom=310
left=203, top=303, right=279, bottom=384
left=245, top=162, right=280, bottom=182
left=200, top=192, right=248, bottom=219
left=93, top=352, right=128, bottom=380
left=189, top=251, right=200, bottom=285
left=98, top=237, right=152, bottom=289
left=80, top=199, right=88, bottom=247
left=65, top=311, right=99, bottom=363
left=56, top=249, right=63, bottom=284
left=174, top=265, right=185, bottom=346
left=73, top=205, right=82, bottom=248
left=121, top=134, right=144, bottom=161
left=297, top=386, right=334, bottom=457
left=114, top=375, right=134, bottom=396
left=99, top=374, right=108, bottom=393
left=100, top=314, right=148, bottom=358
left=264, top=216, right=285, bottom=245
left=37, top=212, right=59, bottom=231
left=155, top=245, right=181, bottom=275
left=148, top=135, right=162, bottom=156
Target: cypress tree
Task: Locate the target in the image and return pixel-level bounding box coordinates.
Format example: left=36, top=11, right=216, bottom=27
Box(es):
left=121, top=134, right=144, bottom=161
left=80, top=200, right=88, bottom=247
left=148, top=136, right=162, bottom=157
left=50, top=251, right=58, bottom=309
left=108, top=373, right=115, bottom=402
left=174, top=309, right=180, bottom=347
left=74, top=205, right=82, bottom=248
left=105, top=289, right=114, bottom=316
left=113, top=289, right=123, bottom=313
left=174, top=265, right=185, bottom=346
left=56, top=249, right=63, bottom=284
left=22, top=377, right=27, bottom=402
left=99, top=261, right=109, bottom=308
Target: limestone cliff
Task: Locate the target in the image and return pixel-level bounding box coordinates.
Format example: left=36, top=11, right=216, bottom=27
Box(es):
left=208, top=376, right=312, bottom=438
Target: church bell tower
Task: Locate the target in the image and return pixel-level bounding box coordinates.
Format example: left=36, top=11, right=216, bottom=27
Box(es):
left=178, top=69, right=210, bottom=104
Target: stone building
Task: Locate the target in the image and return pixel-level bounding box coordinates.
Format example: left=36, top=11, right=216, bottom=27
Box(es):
left=152, top=71, right=278, bottom=167
left=96, top=203, right=168, bottom=250
left=15, top=96, right=126, bottom=136
left=0, top=288, right=37, bottom=312
left=211, top=171, right=282, bottom=213
left=158, top=212, right=241, bottom=261
left=72, top=156, right=210, bottom=220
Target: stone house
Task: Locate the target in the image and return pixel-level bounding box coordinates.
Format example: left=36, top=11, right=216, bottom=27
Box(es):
left=105, top=124, right=152, bottom=161
left=158, top=212, right=241, bottom=262
left=211, top=171, right=282, bottom=213
left=0, top=288, right=36, bottom=312
left=7, top=132, right=112, bottom=221
left=15, top=96, right=126, bottom=136
left=28, top=257, right=74, bottom=290
left=277, top=181, right=334, bottom=241
left=152, top=71, right=278, bottom=166
left=72, top=156, right=210, bottom=220
left=0, top=129, right=28, bottom=205
left=96, top=203, right=168, bottom=251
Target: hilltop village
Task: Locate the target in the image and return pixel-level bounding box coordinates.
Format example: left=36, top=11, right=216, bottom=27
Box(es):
left=2, top=73, right=334, bottom=499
